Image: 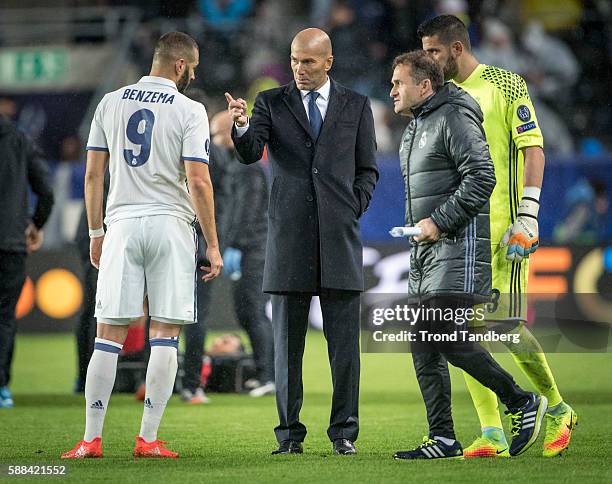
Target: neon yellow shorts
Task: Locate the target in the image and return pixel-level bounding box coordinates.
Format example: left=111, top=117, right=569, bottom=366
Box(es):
left=477, top=244, right=529, bottom=324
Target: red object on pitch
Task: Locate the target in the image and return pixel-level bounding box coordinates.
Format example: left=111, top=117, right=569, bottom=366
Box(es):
left=133, top=436, right=179, bottom=458
left=134, top=382, right=146, bottom=401
left=200, top=356, right=212, bottom=387
left=122, top=325, right=145, bottom=353
left=61, top=438, right=103, bottom=459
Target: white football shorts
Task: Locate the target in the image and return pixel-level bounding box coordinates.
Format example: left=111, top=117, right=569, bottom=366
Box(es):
left=95, top=215, right=198, bottom=325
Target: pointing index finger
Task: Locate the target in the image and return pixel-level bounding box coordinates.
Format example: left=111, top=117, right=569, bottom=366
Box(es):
left=224, top=92, right=235, bottom=104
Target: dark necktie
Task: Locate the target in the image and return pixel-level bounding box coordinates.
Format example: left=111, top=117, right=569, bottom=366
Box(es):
left=308, top=91, right=323, bottom=139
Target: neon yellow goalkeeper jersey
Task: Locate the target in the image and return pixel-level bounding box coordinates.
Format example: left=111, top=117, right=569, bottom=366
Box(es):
left=455, top=64, right=544, bottom=245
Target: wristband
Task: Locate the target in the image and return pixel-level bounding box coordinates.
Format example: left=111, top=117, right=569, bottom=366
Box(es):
left=522, top=186, right=541, bottom=201
left=517, top=198, right=539, bottom=219
left=89, top=227, right=105, bottom=238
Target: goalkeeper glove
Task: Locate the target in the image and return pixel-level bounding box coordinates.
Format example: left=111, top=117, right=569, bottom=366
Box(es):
left=500, top=196, right=539, bottom=262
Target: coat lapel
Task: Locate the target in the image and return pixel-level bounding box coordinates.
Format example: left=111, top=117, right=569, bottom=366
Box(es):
left=281, top=79, right=348, bottom=142
left=282, top=82, right=314, bottom=140
left=319, top=79, right=347, bottom=139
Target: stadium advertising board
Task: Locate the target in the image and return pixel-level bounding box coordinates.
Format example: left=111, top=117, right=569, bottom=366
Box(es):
left=17, top=244, right=612, bottom=341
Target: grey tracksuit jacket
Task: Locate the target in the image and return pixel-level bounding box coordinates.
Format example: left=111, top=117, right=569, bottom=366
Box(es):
left=399, top=82, right=496, bottom=302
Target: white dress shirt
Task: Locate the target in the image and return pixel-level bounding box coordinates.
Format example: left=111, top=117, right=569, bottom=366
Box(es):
left=236, top=77, right=331, bottom=137
left=300, top=76, right=330, bottom=121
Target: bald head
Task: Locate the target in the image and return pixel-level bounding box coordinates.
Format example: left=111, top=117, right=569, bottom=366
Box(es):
left=290, top=28, right=333, bottom=91
left=291, top=28, right=332, bottom=57
left=211, top=110, right=234, bottom=150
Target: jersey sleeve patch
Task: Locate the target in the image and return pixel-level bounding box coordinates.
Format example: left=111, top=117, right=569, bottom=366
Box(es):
left=481, top=66, right=544, bottom=148
left=516, top=121, right=537, bottom=134
left=517, top=105, right=531, bottom=122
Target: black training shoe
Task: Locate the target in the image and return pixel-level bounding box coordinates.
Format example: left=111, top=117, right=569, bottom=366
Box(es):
left=507, top=393, right=548, bottom=456
left=393, top=436, right=463, bottom=460
left=271, top=440, right=303, bottom=455
left=333, top=439, right=356, bottom=455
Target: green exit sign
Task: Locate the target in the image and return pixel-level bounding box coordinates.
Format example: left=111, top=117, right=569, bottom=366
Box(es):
left=0, top=48, right=67, bottom=84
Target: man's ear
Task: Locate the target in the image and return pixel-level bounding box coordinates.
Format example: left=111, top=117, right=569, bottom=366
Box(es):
left=175, top=58, right=185, bottom=76
left=451, top=41, right=464, bottom=57
left=325, top=55, right=334, bottom=72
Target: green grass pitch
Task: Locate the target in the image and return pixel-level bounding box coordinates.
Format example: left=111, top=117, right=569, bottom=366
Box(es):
left=0, top=332, right=610, bottom=483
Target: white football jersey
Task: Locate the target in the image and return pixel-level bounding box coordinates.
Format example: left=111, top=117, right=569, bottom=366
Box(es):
left=86, top=75, right=210, bottom=225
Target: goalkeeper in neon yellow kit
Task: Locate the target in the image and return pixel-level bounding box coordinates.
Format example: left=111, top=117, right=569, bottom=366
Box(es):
left=418, top=15, right=577, bottom=458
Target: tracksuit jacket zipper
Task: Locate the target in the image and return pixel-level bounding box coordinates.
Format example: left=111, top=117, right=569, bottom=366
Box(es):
left=404, top=116, right=423, bottom=299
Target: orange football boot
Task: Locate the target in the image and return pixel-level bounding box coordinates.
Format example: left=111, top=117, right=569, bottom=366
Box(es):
left=133, top=436, right=179, bottom=458
left=61, top=438, right=103, bottom=459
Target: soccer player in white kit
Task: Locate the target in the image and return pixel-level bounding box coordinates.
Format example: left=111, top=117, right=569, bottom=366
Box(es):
left=62, top=32, right=223, bottom=459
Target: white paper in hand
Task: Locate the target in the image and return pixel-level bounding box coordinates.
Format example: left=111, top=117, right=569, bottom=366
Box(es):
left=389, top=226, right=422, bottom=238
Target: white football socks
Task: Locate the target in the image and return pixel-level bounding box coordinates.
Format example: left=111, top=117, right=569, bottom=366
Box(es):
left=84, top=338, right=123, bottom=442
left=139, top=337, right=179, bottom=443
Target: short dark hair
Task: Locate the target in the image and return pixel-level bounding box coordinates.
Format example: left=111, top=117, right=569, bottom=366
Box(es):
left=153, top=31, right=198, bottom=64
left=392, top=50, right=444, bottom=92
left=417, top=14, right=471, bottom=51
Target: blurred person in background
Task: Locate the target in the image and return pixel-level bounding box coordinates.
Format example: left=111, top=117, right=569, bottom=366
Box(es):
left=195, top=0, right=255, bottom=93
left=474, top=17, right=576, bottom=153
left=198, top=0, right=254, bottom=32
left=521, top=21, right=580, bottom=102
left=207, top=333, right=245, bottom=355
left=180, top=98, right=232, bottom=406
left=44, top=135, right=85, bottom=248
left=0, top=107, right=54, bottom=409
left=474, top=18, right=529, bottom=78
left=0, top=97, right=18, bottom=119
left=368, top=99, right=394, bottom=153
left=211, top=109, right=274, bottom=397
left=554, top=178, right=608, bottom=244
left=73, top=171, right=110, bottom=394
left=325, top=1, right=376, bottom=95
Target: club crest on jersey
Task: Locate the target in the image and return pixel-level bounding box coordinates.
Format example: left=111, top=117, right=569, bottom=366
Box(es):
left=517, top=105, right=531, bottom=122
left=418, top=131, right=427, bottom=149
